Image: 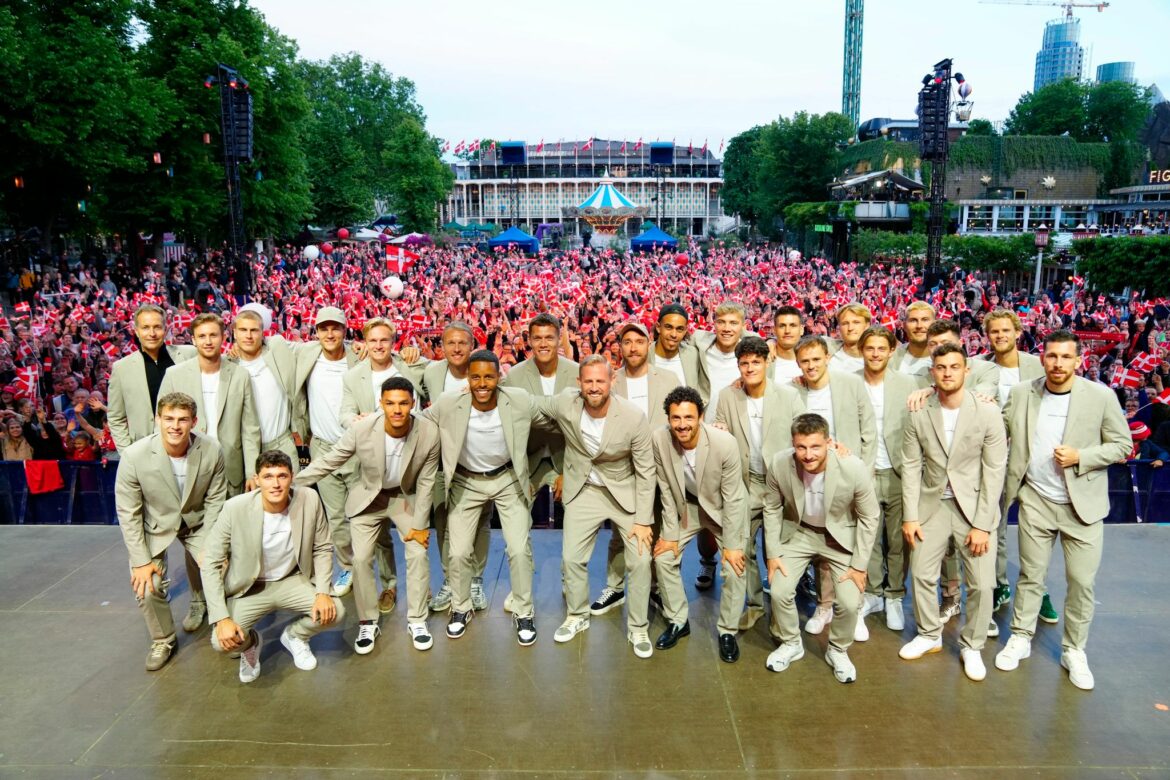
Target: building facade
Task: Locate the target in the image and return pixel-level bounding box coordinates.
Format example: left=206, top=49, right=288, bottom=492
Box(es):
left=1034, top=18, right=1084, bottom=91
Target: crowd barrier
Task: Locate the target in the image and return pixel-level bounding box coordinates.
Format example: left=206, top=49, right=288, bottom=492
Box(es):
left=0, top=460, right=1167, bottom=526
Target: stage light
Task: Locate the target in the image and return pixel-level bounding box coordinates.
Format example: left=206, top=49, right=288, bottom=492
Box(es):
left=13, top=176, right=24, bottom=189
left=152, top=152, right=162, bottom=164
left=204, top=76, right=217, bottom=88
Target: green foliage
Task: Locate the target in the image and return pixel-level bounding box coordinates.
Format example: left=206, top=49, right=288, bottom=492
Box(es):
left=850, top=230, right=925, bottom=262
left=850, top=230, right=1040, bottom=271
left=839, top=139, right=919, bottom=175
left=782, top=202, right=837, bottom=230
left=909, top=201, right=929, bottom=233
left=1005, top=79, right=1091, bottom=138
left=381, top=117, right=454, bottom=233
left=1073, top=236, right=1170, bottom=296
left=842, top=135, right=1111, bottom=180
left=719, top=127, right=764, bottom=228
left=966, top=119, right=995, bottom=136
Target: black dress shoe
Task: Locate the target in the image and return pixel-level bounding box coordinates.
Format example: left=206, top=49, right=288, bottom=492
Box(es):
left=718, top=633, right=740, bottom=663
left=655, top=621, right=690, bottom=650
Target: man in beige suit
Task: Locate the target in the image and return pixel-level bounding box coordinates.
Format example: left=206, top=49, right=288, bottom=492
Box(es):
left=899, top=343, right=1007, bottom=682
left=652, top=386, right=748, bottom=663
left=994, top=330, right=1131, bottom=690
left=762, top=414, right=880, bottom=683
left=534, top=356, right=656, bottom=658
left=423, top=350, right=543, bottom=646
left=419, top=322, right=491, bottom=614
left=296, top=376, right=440, bottom=654
left=108, top=303, right=197, bottom=451
left=230, top=308, right=300, bottom=471
left=115, top=392, right=227, bottom=671
left=202, top=451, right=344, bottom=683
left=892, top=300, right=936, bottom=378
left=856, top=326, right=919, bottom=633
left=592, top=321, right=681, bottom=616
left=648, top=303, right=701, bottom=389
left=715, top=335, right=805, bottom=631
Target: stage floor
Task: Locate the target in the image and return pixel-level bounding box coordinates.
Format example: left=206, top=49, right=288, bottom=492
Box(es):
left=1, top=523, right=1167, bottom=778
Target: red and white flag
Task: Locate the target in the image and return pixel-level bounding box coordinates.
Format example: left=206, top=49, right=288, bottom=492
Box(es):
left=581, top=137, right=594, bottom=152
left=454, top=140, right=465, bottom=153
left=700, top=139, right=708, bottom=156
left=1110, top=368, right=1142, bottom=389
left=536, top=139, right=544, bottom=153
left=719, top=138, right=725, bottom=154
left=619, top=140, right=627, bottom=153
left=1152, top=388, right=1170, bottom=405
left=634, top=137, right=643, bottom=151
left=468, top=139, right=480, bottom=152
left=13, top=301, right=30, bottom=317
left=1130, top=352, right=1159, bottom=373
left=102, top=342, right=120, bottom=360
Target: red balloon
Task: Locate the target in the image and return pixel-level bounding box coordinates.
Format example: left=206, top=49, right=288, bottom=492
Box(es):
left=674, top=253, right=689, bottom=266
left=321, top=242, right=334, bottom=255
left=337, top=228, right=350, bottom=240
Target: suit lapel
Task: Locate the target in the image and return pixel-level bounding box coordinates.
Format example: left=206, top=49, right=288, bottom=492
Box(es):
left=823, top=452, right=839, bottom=516
left=788, top=457, right=806, bottom=521
left=180, top=436, right=203, bottom=507
left=735, top=388, right=752, bottom=442
left=152, top=435, right=181, bottom=502
left=1026, top=379, right=1043, bottom=445
left=250, top=492, right=265, bottom=562
left=951, top=392, right=977, bottom=453
left=596, top=398, right=618, bottom=457
left=670, top=438, right=688, bottom=524
left=927, top=399, right=948, bottom=454
left=289, top=489, right=305, bottom=562
left=357, top=363, right=374, bottom=412
left=695, top=426, right=709, bottom=494
left=215, top=362, right=231, bottom=422
left=451, top=395, right=471, bottom=458
left=497, top=392, right=516, bottom=459
left=555, top=359, right=575, bottom=393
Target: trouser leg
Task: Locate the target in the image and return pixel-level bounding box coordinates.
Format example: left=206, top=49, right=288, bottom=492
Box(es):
left=1010, top=484, right=1059, bottom=640
left=768, top=529, right=818, bottom=645
left=909, top=506, right=952, bottom=640
left=953, top=507, right=995, bottom=652
left=310, top=437, right=354, bottom=572
left=446, top=474, right=492, bottom=614
left=712, top=519, right=747, bottom=636
left=1057, top=503, right=1103, bottom=651
left=384, top=494, right=432, bottom=624
left=868, top=468, right=906, bottom=599
left=604, top=523, right=626, bottom=590
left=823, top=543, right=863, bottom=653
left=562, top=487, right=607, bottom=622
left=274, top=575, right=347, bottom=642
left=494, top=476, right=535, bottom=618
left=942, top=540, right=960, bottom=601
left=350, top=498, right=389, bottom=623
left=745, top=475, right=766, bottom=612
left=654, top=521, right=702, bottom=627
left=612, top=510, right=651, bottom=633
left=134, top=549, right=175, bottom=644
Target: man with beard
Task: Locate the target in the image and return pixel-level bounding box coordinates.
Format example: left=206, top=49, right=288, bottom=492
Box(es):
left=893, top=301, right=936, bottom=378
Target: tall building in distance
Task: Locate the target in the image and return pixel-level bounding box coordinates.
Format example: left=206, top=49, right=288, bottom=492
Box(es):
left=1096, top=61, right=1136, bottom=84
left=1034, top=17, right=1084, bottom=91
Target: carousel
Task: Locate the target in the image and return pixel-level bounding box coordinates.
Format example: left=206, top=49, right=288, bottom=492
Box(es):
left=562, top=170, right=650, bottom=246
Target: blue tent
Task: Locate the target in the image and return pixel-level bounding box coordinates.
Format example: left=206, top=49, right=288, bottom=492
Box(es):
left=488, top=226, right=539, bottom=254
left=629, top=225, right=678, bottom=252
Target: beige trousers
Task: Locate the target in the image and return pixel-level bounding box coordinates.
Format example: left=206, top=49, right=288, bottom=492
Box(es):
left=655, top=498, right=746, bottom=635
left=770, top=525, right=863, bottom=653
left=209, top=573, right=345, bottom=651
left=351, top=489, right=429, bottom=623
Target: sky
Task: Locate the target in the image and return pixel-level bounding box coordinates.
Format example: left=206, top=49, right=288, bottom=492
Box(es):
left=252, top=0, right=1170, bottom=152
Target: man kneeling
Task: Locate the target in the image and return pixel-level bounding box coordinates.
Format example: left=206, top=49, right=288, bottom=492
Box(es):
left=201, top=450, right=345, bottom=683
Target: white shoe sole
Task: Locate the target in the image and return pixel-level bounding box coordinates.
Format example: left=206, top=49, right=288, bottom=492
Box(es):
left=280, top=631, right=317, bottom=671
left=899, top=640, right=943, bottom=661
left=825, top=652, right=856, bottom=683
left=765, top=646, right=805, bottom=673
left=554, top=622, right=589, bottom=643
left=589, top=596, right=626, bottom=616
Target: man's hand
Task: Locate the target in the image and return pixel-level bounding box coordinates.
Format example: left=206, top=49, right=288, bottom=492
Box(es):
left=712, top=421, right=729, bottom=432
left=723, top=548, right=747, bottom=576
left=226, top=343, right=241, bottom=360
left=766, top=557, right=788, bottom=582
left=400, top=346, right=421, bottom=365
left=245, top=477, right=256, bottom=492
left=215, top=618, right=247, bottom=651
left=973, top=392, right=997, bottom=405
left=1053, top=445, right=1080, bottom=468
left=653, top=538, right=680, bottom=559
left=965, top=528, right=990, bottom=557
left=350, top=341, right=368, bottom=360
left=628, top=524, right=653, bottom=555
left=130, top=562, right=163, bottom=599
left=831, top=440, right=853, bottom=458
left=312, top=593, right=337, bottom=624
left=838, top=566, right=867, bottom=593
left=902, top=521, right=925, bottom=550
left=552, top=474, right=564, bottom=502
left=1154, top=459, right=1165, bottom=469
left=906, top=387, right=935, bottom=412
left=404, top=527, right=430, bottom=548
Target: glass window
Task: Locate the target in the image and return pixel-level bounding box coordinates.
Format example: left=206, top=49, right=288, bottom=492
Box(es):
left=997, top=205, right=1022, bottom=232
left=967, top=205, right=991, bottom=231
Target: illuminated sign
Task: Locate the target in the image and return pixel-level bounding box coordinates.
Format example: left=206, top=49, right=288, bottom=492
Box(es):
left=1150, top=169, right=1170, bottom=184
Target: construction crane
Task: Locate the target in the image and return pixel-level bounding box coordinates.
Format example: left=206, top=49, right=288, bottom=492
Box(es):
left=979, top=1, right=1109, bottom=20
left=842, top=0, right=863, bottom=130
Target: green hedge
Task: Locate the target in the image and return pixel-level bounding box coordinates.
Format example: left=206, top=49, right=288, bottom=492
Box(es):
left=1073, top=236, right=1170, bottom=295
left=849, top=230, right=1040, bottom=271
left=841, top=136, right=1111, bottom=178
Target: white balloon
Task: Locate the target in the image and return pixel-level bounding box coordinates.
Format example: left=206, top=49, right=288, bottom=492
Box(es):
left=380, top=275, right=404, bottom=299
left=303, top=244, right=320, bottom=261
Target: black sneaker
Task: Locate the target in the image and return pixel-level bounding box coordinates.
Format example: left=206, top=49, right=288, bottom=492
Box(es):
left=695, top=560, right=716, bottom=591
left=515, top=616, right=537, bottom=646
left=447, top=609, right=473, bottom=639
left=589, top=587, right=626, bottom=615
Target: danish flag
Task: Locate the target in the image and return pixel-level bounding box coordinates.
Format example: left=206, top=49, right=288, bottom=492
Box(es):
left=1110, top=368, right=1142, bottom=389
left=581, top=137, right=594, bottom=152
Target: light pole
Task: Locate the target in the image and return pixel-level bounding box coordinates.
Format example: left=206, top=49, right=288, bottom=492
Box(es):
left=1032, top=223, right=1050, bottom=295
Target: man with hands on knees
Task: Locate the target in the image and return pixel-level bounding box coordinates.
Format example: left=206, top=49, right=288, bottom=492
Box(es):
left=762, top=413, right=880, bottom=684
left=651, top=386, right=748, bottom=663
left=202, top=450, right=345, bottom=683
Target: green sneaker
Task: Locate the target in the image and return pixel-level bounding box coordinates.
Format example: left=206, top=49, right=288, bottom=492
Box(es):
left=1039, top=593, right=1059, bottom=624
left=993, top=585, right=1011, bottom=612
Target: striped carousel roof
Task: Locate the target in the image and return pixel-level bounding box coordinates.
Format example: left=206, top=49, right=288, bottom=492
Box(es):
left=577, top=171, right=638, bottom=210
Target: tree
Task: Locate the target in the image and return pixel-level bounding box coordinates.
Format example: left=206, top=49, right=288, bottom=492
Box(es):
left=381, top=117, right=454, bottom=233
left=1005, top=79, right=1091, bottom=139
left=719, top=126, right=764, bottom=230
left=1074, top=236, right=1170, bottom=296
left=966, top=119, right=995, bottom=136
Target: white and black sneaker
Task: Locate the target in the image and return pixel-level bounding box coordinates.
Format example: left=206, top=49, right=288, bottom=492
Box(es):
left=589, top=587, right=625, bottom=615
left=514, top=616, right=537, bottom=646
left=354, top=621, right=380, bottom=655
left=238, top=631, right=262, bottom=683
left=408, top=622, right=433, bottom=651
left=447, top=609, right=473, bottom=639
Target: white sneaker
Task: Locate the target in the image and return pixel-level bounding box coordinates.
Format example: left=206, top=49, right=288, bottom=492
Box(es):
left=331, top=569, right=353, bottom=597
left=804, top=604, right=834, bottom=635
left=860, top=594, right=885, bottom=618
left=899, top=634, right=943, bottom=660
left=280, top=627, right=317, bottom=671
left=408, top=622, right=433, bottom=651
left=987, top=620, right=1000, bottom=638
left=429, top=583, right=452, bottom=612
left=961, top=648, right=987, bottom=681
left=940, top=599, right=961, bottom=623
left=353, top=622, right=380, bottom=655
left=994, top=634, right=1032, bottom=672
left=503, top=592, right=516, bottom=614
left=825, top=647, right=857, bottom=683
left=553, top=616, right=590, bottom=643
left=470, top=577, right=488, bottom=611
left=853, top=615, right=870, bottom=643
left=765, top=641, right=805, bottom=673
left=238, top=632, right=262, bottom=683
left=627, top=630, right=653, bottom=659
left=885, top=599, right=905, bottom=631
left=1061, top=648, right=1095, bottom=690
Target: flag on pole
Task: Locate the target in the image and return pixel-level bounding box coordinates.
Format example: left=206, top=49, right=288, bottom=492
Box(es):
left=1153, top=388, right=1170, bottom=405
left=536, top=139, right=544, bottom=152
left=719, top=138, right=725, bottom=154
left=701, top=139, right=708, bottom=156
left=469, top=139, right=480, bottom=152
left=1110, top=368, right=1142, bottom=389
left=581, top=137, right=594, bottom=152
left=619, top=140, right=627, bottom=153
left=634, top=137, right=643, bottom=151
left=13, top=302, right=30, bottom=317
left=688, top=139, right=693, bottom=155
left=442, top=140, right=450, bottom=152
left=454, top=140, right=465, bottom=153
left=1130, top=352, right=1160, bottom=373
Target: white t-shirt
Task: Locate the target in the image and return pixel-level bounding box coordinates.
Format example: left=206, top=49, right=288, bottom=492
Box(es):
left=200, top=371, right=220, bottom=441
left=801, top=469, right=826, bottom=527
left=997, top=366, right=1021, bottom=408
left=900, top=352, right=933, bottom=377
left=383, top=433, right=405, bottom=489
left=865, top=380, right=892, bottom=470
left=539, top=374, right=557, bottom=396
left=307, top=354, right=347, bottom=444
left=169, top=454, right=188, bottom=497
left=656, top=353, right=687, bottom=387
left=370, top=364, right=400, bottom=404
left=1027, top=390, right=1072, bottom=504
left=622, top=373, right=650, bottom=419
left=240, top=357, right=291, bottom=444
left=830, top=349, right=865, bottom=374
left=443, top=368, right=469, bottom=395
left=579, top=410, right=606, bottom=486
left=458, top=406, right=510, bottom=472
left=805, top=386, right=836, bottom=438
left=772, top=357, right=803, bottom=385
left=682, top=446, right=699, bottom=497
left=746, top=395, right=765, bottom=475
left=704, top=344, right=741, bottom=422
left=259, top=510, right=296, bottom=581
left=940, top=405, right=961, bottom=499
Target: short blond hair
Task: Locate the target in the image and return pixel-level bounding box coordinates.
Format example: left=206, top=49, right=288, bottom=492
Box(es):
left=362, top=317, right=396, bottom=339
left=905, top=301, right=936, bottom=318
left=714, top=301, right=746, bottom=320
left=836, top=303, right=872, bottom=324
left=982, top=308, right=1022, bottom=334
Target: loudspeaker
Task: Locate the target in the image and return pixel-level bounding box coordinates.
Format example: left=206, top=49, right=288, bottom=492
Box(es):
left=230, top=90, right=253, bottom=162
left=649, top=142, right=674, bottom=166
left=500, top=141, right=527, bottom=166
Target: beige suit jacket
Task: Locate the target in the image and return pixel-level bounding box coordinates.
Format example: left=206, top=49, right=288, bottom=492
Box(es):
left=115, top=432, right=228, bottom=567
left=295, top=411, right=439, bottom=525
left=200, top=488, right=334, bottom=625
left=794, top=371, right=877, bottom=470
left=283, top=339, right=359, bottom=443
left=533, top=389, right=655, bottom=523
left=864, top=368, right=919, bottom=475
left=993, top=351, right=1045, bottom=384
left=715, top=381, right=806, bottom=486
left=762, top=449, right=880, bottom=572
left=159, top=359, right=261, bottom=493
left=912, top=356, right=1001, bottom=397
left=613, top=366, right=681, bottom=428
left=423, top=386, right=538, bottom=505
left=901, top=391, right=1007, bottom=532
left=500, top=356, right=579, bottom=478
left=652, top=424, right=747, bottom=546
left=107, top=344, right=197, bottom=450
left=339, top=356, right=428, bottom=427
left=649, top=341, right=702, bottom=388
left=1002, top=376, right=1131, bottom=523
left=421, top=359, right=455, bottom=405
